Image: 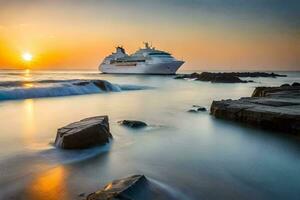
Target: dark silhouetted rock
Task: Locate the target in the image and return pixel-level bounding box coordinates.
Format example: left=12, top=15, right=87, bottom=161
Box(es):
left=87, top=175, right=147, bottom=200
left=212, top=74, right=246, bottom=83
left=188, top=105, right=207, bottom=113
left=175, top=72, right=286, bottom=83
left=79, top=193, right=85, bottom=197
left=119, top=120, right=147, bottom=128
left=292, top=82, right=300, bottom=87
left=195, top=106, right=207, bottom=111
left=55, top=116, right=112, bottom=149
left=226, top=72, right=286, bottom=78
left=280, top=84, right=290, bottom=87
left=210, top=85, right=300, bottom=134
left=175, top=72, right=246, bottom=83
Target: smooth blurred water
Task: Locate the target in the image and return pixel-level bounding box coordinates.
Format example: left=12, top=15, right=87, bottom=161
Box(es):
left=0, top=70, right=299, bottom=200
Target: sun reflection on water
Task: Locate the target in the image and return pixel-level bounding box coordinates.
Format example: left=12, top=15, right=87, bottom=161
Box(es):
left=23, top=69, right=32, bottom=82
left=22, top=99, right=36, bottom=147
left=23, top=83, right=34, bottom=88
left=26, top=166, right=70, bottom=200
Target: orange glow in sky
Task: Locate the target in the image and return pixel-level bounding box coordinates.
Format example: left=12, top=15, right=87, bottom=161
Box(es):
left=0, top=1, right=299, bottom=71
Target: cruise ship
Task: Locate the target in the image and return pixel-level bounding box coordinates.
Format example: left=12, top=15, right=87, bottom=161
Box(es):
left=99, top=43, right=184, bottom=74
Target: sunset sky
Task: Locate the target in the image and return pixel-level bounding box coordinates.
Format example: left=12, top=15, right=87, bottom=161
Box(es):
left=0, top=0, right=299, bottom=71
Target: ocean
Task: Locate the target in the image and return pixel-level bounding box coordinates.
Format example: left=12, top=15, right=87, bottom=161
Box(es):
left=0, top=70, right=299, bottom=200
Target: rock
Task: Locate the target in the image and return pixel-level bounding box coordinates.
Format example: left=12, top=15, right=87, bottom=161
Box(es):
left=280, top=83, right=290, bottom=87
left=175, top=72, right=286, bottom=83
left=210, top=85, right=300, bottom=134
left=175, top=72, right=246, bottom=83
left=196, top=72, right=247, bottom=83
left=226, top=72, right=286, bottom=78
left=292, top=82, right=300, bottom=87
left=174, top=72, right=199, bottom=79
left=119, top=120, right=147, bottom=128
left=86, top=175, right=147, bottom=200
left=251, top=86, right=300, bottom=98
left=210, top=74, right=246, bottom=83
left=195, top=107, right=207, bottom=112
left=251, top=87, right=268, bottom=97
left=79, top=193, right=85, bottom=197
left=55, top=116, right=112, bottom=149
left=188, top=105, right=207, bottom=112
left=93, top=80, right=113, bottom=91
left=73, top=80, right=116, bottom=91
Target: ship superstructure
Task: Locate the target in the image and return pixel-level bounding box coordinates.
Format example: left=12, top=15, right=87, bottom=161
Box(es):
left=99, top=43, right=184, bottom=74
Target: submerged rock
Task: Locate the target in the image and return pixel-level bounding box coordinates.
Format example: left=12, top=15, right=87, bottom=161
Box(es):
left=210, top=85, right=300, bottom=134
left=79, top=193, right=86, bottom=197
left=87, top=175, right=147, bottom=200
left=188, top=105, right=207, bottom=113
left=119, top=120, right=147, bottom=128
left=55, top=116, right=112, bottom=149
left=73, top=80, right=117, bottom=91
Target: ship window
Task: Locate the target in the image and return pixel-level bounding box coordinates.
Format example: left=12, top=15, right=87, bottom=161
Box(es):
left=149, top=52, right=170, bottom=56
left=111, top=59, right=145, bottom=64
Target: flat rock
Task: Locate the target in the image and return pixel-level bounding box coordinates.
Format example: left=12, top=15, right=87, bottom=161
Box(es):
left=210, top=85, right=300, bottom=134
left=119, top=120, right=147, bottom=128
left=87, top=175, right=147, bottom=200
left=55, top=116, right=112, bottom=149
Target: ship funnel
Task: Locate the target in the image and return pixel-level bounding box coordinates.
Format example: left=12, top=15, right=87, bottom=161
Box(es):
left=144, top=42, right=150, bottom=49
left=116, top=46, right=126, bottom=54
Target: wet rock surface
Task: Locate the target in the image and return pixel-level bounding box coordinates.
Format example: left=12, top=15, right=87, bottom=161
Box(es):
left=175, top=72, right=286, bottom=83
left=87, top=175, right=147, bottom=200
left=210, top=84, right=300, bottom=134
left=119, top=120, right=147, bottom=128
left=55, top=116, right=112, bottom=149
left=86, top=175, right=186, bottom=200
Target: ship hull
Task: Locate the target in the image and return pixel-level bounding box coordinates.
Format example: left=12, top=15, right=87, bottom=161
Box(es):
left=99, top=61, right=184, bottom=75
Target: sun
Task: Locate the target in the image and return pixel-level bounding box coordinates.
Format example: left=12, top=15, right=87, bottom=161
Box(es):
left=22, top=52, right=33, bottom=62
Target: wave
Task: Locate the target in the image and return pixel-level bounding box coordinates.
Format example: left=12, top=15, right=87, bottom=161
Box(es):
left=0, top=79, right=150, bottom=101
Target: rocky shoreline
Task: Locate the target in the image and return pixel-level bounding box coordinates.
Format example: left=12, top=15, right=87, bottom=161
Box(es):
left=210, top=83, right=300, bottom=134
left=175, top=72, right=286, bottom=83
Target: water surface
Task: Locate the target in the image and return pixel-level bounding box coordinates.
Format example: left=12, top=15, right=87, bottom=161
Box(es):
left=0, top=70, right=299, bottom=200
